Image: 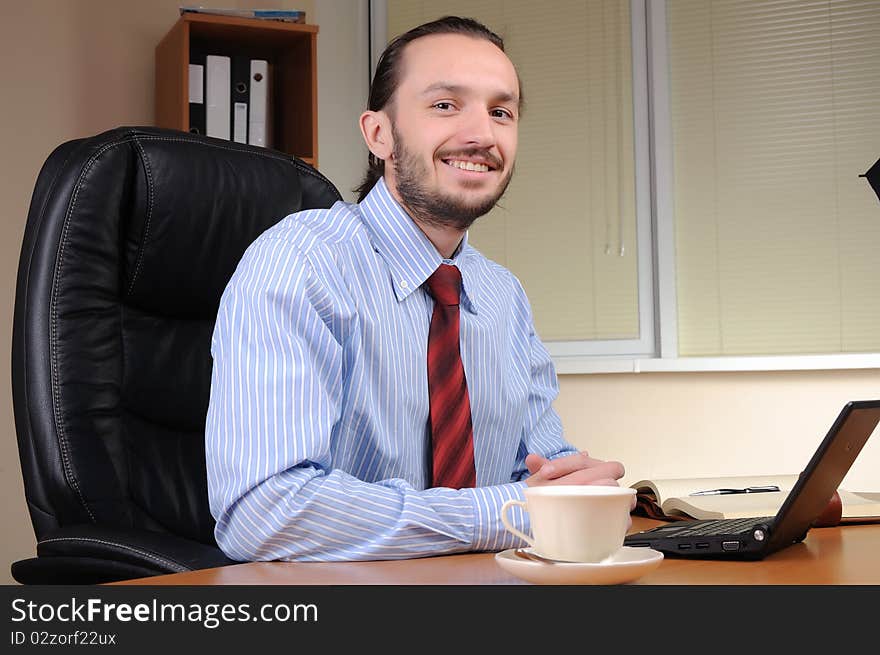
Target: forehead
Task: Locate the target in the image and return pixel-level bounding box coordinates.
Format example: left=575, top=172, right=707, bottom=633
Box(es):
left=397, top=32, right=519, bottom=102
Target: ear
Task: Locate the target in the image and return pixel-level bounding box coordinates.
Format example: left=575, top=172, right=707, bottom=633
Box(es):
left=359, top=110, right=393, bottom=160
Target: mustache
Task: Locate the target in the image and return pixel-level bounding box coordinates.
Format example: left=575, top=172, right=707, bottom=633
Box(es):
left=437, top=148, right=503, bottom=170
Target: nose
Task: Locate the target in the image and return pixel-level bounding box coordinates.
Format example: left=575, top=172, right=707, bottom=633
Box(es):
left=460, top=107, right=496, bottom=147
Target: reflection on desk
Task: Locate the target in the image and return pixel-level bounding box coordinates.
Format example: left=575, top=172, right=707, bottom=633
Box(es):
left=115, top=518, right=880, bottom=585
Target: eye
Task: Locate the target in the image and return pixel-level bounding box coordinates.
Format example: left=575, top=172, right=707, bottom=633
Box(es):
left=433, top=101, right=455, bottom=111
left=491, top=108, right=515, bottom=120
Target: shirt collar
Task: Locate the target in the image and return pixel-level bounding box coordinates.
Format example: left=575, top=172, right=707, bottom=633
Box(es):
left=358, top=177, right=479, bottom=314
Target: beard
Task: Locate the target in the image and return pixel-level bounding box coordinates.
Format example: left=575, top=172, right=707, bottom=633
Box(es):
left=390, top=126, right=514, bottom=231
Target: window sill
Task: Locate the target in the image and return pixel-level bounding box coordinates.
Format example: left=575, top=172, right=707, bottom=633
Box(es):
left=553, top=353, right=880, bottom=375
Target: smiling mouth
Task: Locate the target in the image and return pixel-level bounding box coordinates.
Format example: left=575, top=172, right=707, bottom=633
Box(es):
left=443, top=159, right=494, bottom=173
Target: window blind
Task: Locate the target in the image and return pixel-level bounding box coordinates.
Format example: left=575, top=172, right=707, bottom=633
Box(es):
left=668, top=0, right=880, bottom=356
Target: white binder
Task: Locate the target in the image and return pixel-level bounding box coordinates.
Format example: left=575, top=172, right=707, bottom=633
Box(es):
left=233, top=103, right=248, bottom=143
left=248, top=59, right=269, bottom=147
left=205, top=55, right=231, bottom=140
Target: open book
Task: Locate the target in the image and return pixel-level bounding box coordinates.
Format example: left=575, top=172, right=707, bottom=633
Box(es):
left=631, top=474, right=880, bottom=524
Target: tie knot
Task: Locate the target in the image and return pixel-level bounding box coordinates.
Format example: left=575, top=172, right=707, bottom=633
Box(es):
left=426, top=264, right=462, bottom=306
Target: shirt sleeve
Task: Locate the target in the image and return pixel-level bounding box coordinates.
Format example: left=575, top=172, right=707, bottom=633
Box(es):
left=205, top=235, right=532, bottom=561
left=508, top=277, right=580, bottom=483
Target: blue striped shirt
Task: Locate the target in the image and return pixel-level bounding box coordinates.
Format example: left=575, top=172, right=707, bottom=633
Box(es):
left=205, top=177, right=577, bottom=561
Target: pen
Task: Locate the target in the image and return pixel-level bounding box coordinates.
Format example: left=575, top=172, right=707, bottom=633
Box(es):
left=689, top=485, right=780, bottom=496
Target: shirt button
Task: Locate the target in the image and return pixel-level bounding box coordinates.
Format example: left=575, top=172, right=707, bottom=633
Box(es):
left=400, top=280, right=409, bottom=289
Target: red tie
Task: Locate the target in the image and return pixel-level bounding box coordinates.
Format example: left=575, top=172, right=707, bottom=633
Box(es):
left=425, top=264, right=477, bottom=488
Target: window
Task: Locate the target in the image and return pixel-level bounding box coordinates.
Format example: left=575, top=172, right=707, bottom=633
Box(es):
left=666, top=0, right=880, bottom=357
left=373, top=0, right=880, bottom=371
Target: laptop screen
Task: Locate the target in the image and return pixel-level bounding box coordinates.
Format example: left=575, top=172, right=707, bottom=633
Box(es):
left=764, top=400, right=880, bottom=554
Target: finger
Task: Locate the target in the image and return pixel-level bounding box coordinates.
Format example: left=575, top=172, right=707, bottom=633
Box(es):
left=539, top=452, right=609, bottom=480
left=525, top=453, right=547, bottom=475
left=583, top=478, right=620, bottom=487
left=570, top=460, right=625, bottom=482
left=539, top=475, right=617, bottom=487
left=576, top=449, right=611, bottom=467
left=544, top=463, right=626, bottom=486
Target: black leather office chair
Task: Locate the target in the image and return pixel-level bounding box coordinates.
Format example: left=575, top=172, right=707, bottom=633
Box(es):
left=11, top=126, right=342, bottom=584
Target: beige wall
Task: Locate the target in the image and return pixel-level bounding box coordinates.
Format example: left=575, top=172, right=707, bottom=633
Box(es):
left=556, top=370, right=880, bottom=492
left=0, top=1, right=877, bottom=586
left=314, top=0, right=369, bottom=200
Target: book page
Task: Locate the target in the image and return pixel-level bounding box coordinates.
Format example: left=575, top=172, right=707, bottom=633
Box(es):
left=839, top=490, right=880, bottom=521
left=661, top=488, right=880, bottom=521
left=630, top=474, right=800, bottom=508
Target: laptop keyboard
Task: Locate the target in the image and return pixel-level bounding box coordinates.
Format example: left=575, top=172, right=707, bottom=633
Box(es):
left=657, top=516, right=773, bottom=537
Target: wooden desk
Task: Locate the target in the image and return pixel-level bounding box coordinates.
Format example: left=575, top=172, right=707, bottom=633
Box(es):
left=118, top=518, right=880, bottom=585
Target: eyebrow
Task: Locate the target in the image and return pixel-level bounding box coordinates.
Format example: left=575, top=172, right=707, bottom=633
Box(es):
left=420, top=82, right=519, bottom=107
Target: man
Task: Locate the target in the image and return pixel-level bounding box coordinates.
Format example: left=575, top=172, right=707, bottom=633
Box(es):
left=205, top=16, right=627, bottom=562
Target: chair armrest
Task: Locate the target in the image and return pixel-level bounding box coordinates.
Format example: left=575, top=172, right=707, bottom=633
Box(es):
left=25, top=523, right=237, bottom=581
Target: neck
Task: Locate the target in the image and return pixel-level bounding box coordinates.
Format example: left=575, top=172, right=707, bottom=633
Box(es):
left=410, top=215, right=464, bottom=259
left=384, top=179, right=465, bottom=259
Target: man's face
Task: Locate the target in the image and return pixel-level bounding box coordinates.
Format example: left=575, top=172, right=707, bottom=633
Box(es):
left=383, top=33, right=520, bottom=230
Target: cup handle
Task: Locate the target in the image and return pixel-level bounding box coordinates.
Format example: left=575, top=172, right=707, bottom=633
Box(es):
left=500, top=499, right=534, bottom=547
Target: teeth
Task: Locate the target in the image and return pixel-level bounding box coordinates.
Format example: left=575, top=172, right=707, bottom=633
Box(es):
left=447, top=160, right=489, bottom=172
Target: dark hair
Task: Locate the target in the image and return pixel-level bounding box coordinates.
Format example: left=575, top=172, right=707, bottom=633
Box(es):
left=354, top=16, right=517, bottom=202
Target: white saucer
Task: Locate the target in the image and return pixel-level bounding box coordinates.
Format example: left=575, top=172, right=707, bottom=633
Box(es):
left=494, top=546, right=663, bottom=585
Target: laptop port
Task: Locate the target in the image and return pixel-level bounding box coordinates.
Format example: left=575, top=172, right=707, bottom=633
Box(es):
left=722, top=541, right=741, bottom=551
left=677, top=544, right=692, bottom=550
left=695, top=542, right=709, bottom=549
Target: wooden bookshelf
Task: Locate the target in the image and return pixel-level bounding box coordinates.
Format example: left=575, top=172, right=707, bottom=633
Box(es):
left=155, top=13, right=318, bottom=166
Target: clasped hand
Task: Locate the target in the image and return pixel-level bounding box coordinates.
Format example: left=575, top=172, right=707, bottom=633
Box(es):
left=525, top=451, right=623, bottom=487
left=525, top=451, right=636, bottom=513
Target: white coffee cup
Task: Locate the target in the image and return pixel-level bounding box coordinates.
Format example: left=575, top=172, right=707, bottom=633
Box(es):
left=501, top=485, right=636, bottom=563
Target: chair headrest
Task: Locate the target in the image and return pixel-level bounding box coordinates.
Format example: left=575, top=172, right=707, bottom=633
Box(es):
left=70, top=127, right=342, bottom=317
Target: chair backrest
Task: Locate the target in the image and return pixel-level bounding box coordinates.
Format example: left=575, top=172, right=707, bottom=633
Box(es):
left=12, top=126, right=342, bottom=547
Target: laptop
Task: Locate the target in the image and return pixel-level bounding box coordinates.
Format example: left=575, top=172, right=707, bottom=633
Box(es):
left=624, top=399, right=880, bottom=560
